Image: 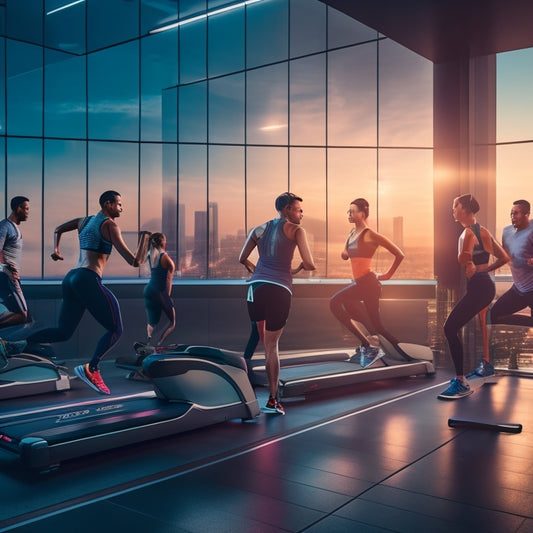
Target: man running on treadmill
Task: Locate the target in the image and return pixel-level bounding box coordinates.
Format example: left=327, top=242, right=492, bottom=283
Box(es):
left=239, top=192, right=316, bottom=414
left=489, top=199, right=533, bottom=328
left=26, top=190, right=150, bottom=394
left=0, top=196, right=30, bottom=327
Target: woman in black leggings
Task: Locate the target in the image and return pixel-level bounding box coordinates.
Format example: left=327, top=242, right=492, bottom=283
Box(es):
left=438, top=194, right=510, bottom=400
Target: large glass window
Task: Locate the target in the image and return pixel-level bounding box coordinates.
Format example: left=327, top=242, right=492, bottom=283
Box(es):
left=178, top=144, right=207, bottom=278
left=7, top=138, right=43, bottom=277
left=246, top=63, right=288, bottom=145
left=208, top=7, right=245, bottom=77
left=378, top=39, right=433, bottom=148
left=43, top=140, right=86, bottom=278
left=289, top=55, right=326, bottom=146
left=141, top=31, right=179, bottom=142
left=88, top=41, right=140, bottom=141
left=45, top=50, right=86, bottom=139
left=209, top=73, right=245, bottom=144
left=328, top=43, right=377, bottom=147
left=208, top=145, right=245, bottom=278
left=6, top=41, right=42, bottom=137
left=1, top=1, right=435, bottom=282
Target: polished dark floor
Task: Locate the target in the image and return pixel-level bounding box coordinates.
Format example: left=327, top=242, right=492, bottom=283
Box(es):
left=1, top=353, right=532, bottom=533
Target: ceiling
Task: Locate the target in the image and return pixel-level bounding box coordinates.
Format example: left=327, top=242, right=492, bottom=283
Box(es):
left=320, top=0, right=533, bottom=63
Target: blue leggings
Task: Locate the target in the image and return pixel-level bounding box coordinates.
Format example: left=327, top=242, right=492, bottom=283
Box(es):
left=444, top=272, right=495, bottom=375
left=28, top=268, right=123, bottom=370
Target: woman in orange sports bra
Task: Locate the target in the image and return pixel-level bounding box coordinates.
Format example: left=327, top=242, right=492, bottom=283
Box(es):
left=329, top=198, right=405, bottom=367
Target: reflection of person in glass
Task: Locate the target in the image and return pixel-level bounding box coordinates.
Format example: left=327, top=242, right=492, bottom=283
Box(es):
left=329, top=198, right=404, bottom=368
left=490, top=199, right=533, bottom=329
left=239, top=192, right=316, bottom=415
left=26, top=190, right=151, bottom=395
left=0, top=196, right=30, bottom=327
left=438, top=194, right=510, bottom=400
left=142, top=232, right=176, bottom=346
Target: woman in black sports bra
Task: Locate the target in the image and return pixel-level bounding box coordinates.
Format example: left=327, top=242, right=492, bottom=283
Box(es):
left=330, top=198, right=405, bottom=368
left=438, top=194, right=510, bottom=400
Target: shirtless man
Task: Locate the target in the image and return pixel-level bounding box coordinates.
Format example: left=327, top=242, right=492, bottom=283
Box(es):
left=0, top=196, right=30, bottom=327
left=239, top=192, right=316, bottom=414
left=27, top=191, right=150, bottom=394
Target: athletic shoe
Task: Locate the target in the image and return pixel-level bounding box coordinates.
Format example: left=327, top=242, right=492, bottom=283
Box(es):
left=74, top=364, right=110, bottom=395
left=359, top=346, right=385, bottom=368
left=465, top=360, right=495, bottom=379
left=438, top=378, right=473, bottom=400
left=133, top=341, right=155, bottom=357
left=264, top=397, right=285, bottom=415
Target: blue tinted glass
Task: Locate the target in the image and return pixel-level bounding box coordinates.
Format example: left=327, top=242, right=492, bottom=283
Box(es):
left=179, top=20, right=207, bottom=83
left=328, top=43, right=377, bottom=146
left=6, top=0, right=42, bottom=45
left=88, top=41, right=139, bottom=141
left=140, top=143, right=163, bottom=232
left=290, top=0, right=326, bottom=58
left=178, top=144, right=207, bottom=278
left=246, top=63, right=288, bottom=145
left=179, top=82, right=207, bottom=142
left=6, top=138, right=43, bottom=278
left=246, top=0, right=288, bottom=68
left=43, top=140, right=87, bottom=278
left=290, top=54, right=326, bottom=146
left=45, top=49, right=86, bottom=139
left=88, top=141, right=140, bottom=278
left=162, top=87, right=178, bottom=142
left=0, top=138, right=5, bottom=215
left=208, top=8, right=244, bottom=77
left=327, top=6, right=378, bottom=49
left=208, top=145, right=244, bottom=278
left=141, top=31, right=179, bottom=141
left=87, top=0, right=140, bottom=52
left=45, top=0, right=85, bottom=55
left=179, top=0, right=206, bottom=18
left=0, top=39, right=4, bottom=134
left=141, top=0, right=178, bottom=35
left=209, top=73, right=244, bottom=143
left=6, top=41, right=42, bottom=136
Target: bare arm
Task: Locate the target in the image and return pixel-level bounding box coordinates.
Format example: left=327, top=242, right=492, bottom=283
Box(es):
left=103, top=220, right=151, bottom=267
left=50, top=217, right=85, bottom=261
left=292, top=226, right=316, bottom=274
left=370, top=231, right=405, bottom=281
left=160, top=253, right=175, bottom=295
left=239, top=225, right=265, bottom=274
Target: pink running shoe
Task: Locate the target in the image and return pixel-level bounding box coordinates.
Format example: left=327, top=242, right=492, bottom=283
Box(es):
left=74, top=364, right=110, bottom=394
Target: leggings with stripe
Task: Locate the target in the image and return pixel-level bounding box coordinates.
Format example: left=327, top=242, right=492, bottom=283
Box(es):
left=443, top=272, right=495, bottom=375
left=28, top=267, right=123, bottom=370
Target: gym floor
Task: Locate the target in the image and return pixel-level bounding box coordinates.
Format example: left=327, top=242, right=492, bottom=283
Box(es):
left=0, top=353, right=532, bottom=533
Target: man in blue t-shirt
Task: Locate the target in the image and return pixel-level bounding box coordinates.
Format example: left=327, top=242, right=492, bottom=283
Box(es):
left=0, top=196, right=30, bottom=327
left=490, top=199, right=533, bottom=327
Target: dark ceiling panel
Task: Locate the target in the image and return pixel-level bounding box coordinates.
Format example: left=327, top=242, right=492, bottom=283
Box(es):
left=320, top=0, right=533, bottom=62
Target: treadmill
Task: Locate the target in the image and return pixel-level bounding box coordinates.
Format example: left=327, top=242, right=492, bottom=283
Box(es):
left=0, top=321, right=70, bottom=400
left=245, top=321, right=435, bottom=398
left=0, top=346, right=260, bottom=471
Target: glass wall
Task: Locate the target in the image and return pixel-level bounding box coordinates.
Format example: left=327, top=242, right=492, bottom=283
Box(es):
left=0, top=0, right=434, bottom=281
left=496, top=48, right=533, bottom=275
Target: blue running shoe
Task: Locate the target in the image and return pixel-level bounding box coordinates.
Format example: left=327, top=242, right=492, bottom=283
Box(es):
left=359, top=346, right=385, bottom=368
left=438, top=378, right=473, bottom=400
left=465, top=360, right=495, bottom=379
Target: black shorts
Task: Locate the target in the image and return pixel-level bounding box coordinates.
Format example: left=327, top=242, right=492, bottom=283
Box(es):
left=247, top=283, right=291, bottom=331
